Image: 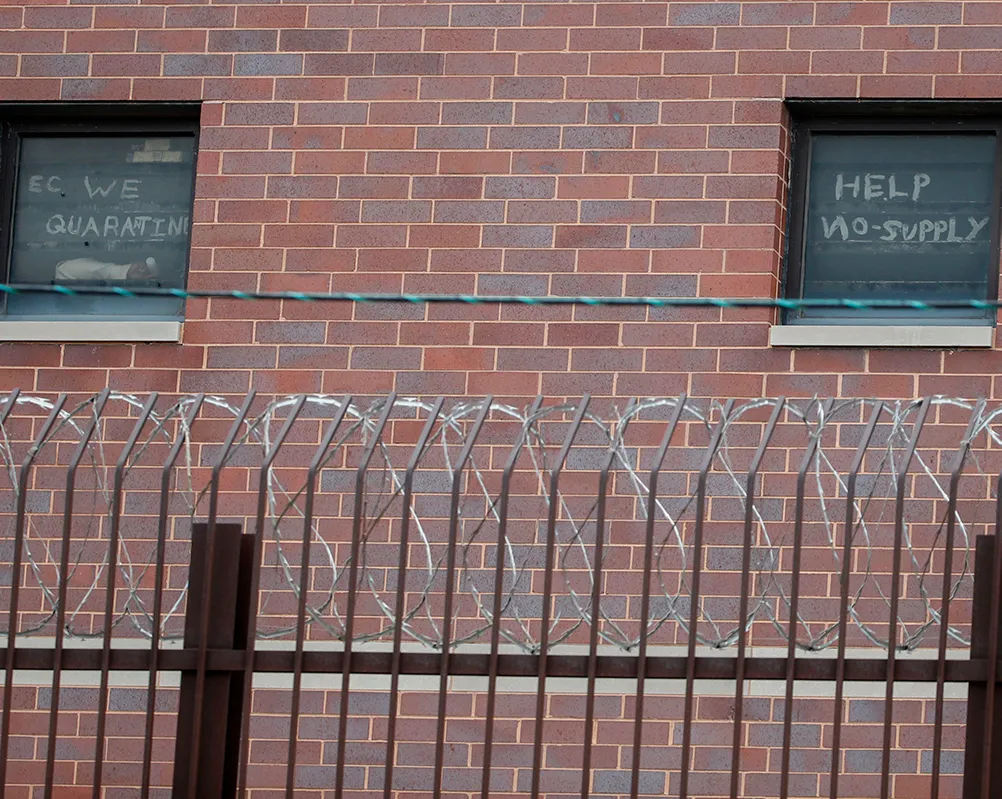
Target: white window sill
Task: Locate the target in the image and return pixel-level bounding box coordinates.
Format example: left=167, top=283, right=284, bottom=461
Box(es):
left=0, top=320, right=182, bottom=343
left=769, top=325, right=994, bottom=349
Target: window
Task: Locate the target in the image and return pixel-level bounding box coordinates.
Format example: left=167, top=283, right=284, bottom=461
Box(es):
left=0, top=104, right=199, bottom=334
left=781, top=102, right=1002, bottom=330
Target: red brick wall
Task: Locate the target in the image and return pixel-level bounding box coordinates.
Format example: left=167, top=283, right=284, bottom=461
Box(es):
left=0, top=1, right=1000, bottom=399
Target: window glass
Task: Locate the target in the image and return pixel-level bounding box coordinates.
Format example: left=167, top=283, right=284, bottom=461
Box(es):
left=6, top=134, right=195, bottom=319
left=794, top=132, right=997, bottom=322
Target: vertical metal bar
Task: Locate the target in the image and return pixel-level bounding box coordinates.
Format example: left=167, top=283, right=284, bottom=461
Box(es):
left=629, top=394, right=687, bottom=799
left=187, top=391, right=256, bottom=795
left=931, top=401, right=982, bottom=799
left=140, top=394, right=205, bottom=799
left=384, top=398, right=444, bottom=799
left=432, top=398, right=493, bottom=798
left=334, top=394, right=396, bottom=799
left=480, top=396, right=544, bottom=799
left=729, top=398, right=785, bottom=799
left=92, top=393, right=158, bottom=799
left=879, top=399, right=929, bottom=799
left=829, top=401, right=884, bottom=799
left=236, top=394, right=312, bottom=798
left=778, top=398, right=835, bottom=799
left=580, top=402, right=635, bottom=799
left=44, top=389, right=111, bottom=798
left=679, top=399, right=734, bottom=799
left=286, top=397, right=351, bottom=798
left=0, top=388, right=51, bottom=794
left=529, top=397, right=591, bottom=799
left=981, top=451, right=1002, bottom=799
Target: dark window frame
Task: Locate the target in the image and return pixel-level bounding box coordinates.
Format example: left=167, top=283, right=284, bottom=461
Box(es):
left=782, top=100, right=1002, bottom=326
left=0, top=102, right=201, bottom=320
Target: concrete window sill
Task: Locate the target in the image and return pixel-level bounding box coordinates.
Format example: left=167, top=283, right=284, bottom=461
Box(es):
left=0, top=320, right=182, bottom=343
left=769, top=325, right=994, bottom=349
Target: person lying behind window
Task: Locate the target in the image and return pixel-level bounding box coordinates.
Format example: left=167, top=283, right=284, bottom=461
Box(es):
left=54, top=256, right=158, bottom=283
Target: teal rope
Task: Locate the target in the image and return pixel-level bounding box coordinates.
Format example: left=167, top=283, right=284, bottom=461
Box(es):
left=0, top=283, right=997, bottom=310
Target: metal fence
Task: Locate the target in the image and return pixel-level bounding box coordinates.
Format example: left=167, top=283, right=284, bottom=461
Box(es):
left=0, top=390, right=999, bottom=798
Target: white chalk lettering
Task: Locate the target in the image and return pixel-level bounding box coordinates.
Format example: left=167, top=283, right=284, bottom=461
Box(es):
left=151, top=217, right=165, bottom=237
left=852, top=217, right=869, bottom=236
left=28, top=176, right=43, bottom=194
left=888, top=176, right=909, bottom=200
left=864, top=174, right=885, bottom=200
left=47, top=176, right=61, bottom=194
left=835, top=174, right=860, bottom=200
left=968, top=216, right=990, bottom=240
left=822, top=215, right=849, bottom=240
left=121, top=217, right=137, bottom=237
left=46, top=214, right=66, bottom=235
left=84, top=177, right=118, bottom=199
left=912, top=173, right=931, bottom=201
left=933, top=220, right=948, bottom=241
left=103, top=216, right=120, bottom=238
left=120, top=179, right=141, bottom=200
left=82, top=217, right=100, bottom=237
left=918, top=219, right=935, bottom=241
left=168, top=216, right=189, bottom=236
left=880, top=221, right=899, bottom=241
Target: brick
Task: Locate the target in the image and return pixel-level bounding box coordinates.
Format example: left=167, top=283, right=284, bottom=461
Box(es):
left=305, top=54, right=374, bottom=77
left=817, top=2, right=889, bottom=24
left=494, top=77, right=565, bottom=100
left=485, top=176, right=555, bottom=199
left=165, top=55, right=233, bottom=78
left=166, top=6, right=233, bottom=28
left=67, top=30, right=137, bottom=53
left=669, top=3, right=740, bottom=25
left=20, top=55, right=89, bottom=78
left=491, top=126, right=561, bottom=150
left=593, top=52, right=661, bottom=75
left=25, top=6, right=93, bottom=29
left=413, top=177, right=484, bottom=199
left=452, top=5, right=523, bottom=27
left=517, top=52, right=587, bottom=76
left=482, top=225, right=554, bottom=247
left=890, top=2, right=961, bottom=24
left=442, top=101, right=512, bottom=125
left=555, top=225, right=627, bottom=249
left=361, top=201, right=432, bottom=224
left=642, top=27, right=715, bottom=50
left=516, top=101, right=586, bottom=124
left=138, top=30, right=206, bottom=53
left=267, top=175, right=339, bottom=199
left=419, top=126, right=488, bottom=150
left=234, top=53, right=303, bottom=76
left=581, top=200, right=651, bottom=224
left=450, top=53, right=517, bottom=76
left=425, top=28, right=495, bottom=52
left=95, top=6, right=164, bottom=29
left=506, top=199, right=577, bottom=223
left=571, top=28, right=643, bottom=51
left=584, top=150, right=657, bottom=174
left=563, top=126, right=634, bottom=149
left=60, top=78, right=128, bottom=101
left=375, top=53, right=445, bottom=77
left=272, top=126, right=344, bottom=150
left=743, top=2, right=815, bottom=24
left=434, top=200, right=505, bottom=223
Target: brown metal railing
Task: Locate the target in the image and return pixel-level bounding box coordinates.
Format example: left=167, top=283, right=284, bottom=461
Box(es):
left=0, top=391, right=997, bottom=798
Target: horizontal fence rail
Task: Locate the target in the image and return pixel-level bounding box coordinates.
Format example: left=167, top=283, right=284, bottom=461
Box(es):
left=0, top=391, right=999, bottom=798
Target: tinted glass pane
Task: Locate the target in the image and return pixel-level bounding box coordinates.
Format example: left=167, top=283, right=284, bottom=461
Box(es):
left=800, top=133, right=996, bottom=320
left=6, top=134, right=195, bottom=319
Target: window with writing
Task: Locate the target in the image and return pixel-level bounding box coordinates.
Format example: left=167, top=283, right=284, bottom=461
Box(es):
left=783, top=108, right=1002, bottom=326
left=0, top=110, right=198, bottom=321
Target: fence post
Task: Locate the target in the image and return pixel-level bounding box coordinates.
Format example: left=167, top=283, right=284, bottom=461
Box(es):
left=963, top=534, right=1002, bottom=799
left=172, top=522, right=253, bottom=799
